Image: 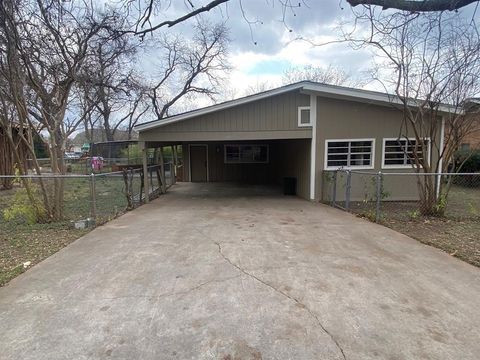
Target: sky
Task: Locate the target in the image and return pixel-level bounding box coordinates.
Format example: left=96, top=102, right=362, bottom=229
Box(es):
left=134, top=0, right=375, bottom=100
left=117, top=0, right=480, bottom=117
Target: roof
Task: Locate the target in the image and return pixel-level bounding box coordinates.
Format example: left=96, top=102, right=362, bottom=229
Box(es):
left=135, top=81, right=457, bottom=132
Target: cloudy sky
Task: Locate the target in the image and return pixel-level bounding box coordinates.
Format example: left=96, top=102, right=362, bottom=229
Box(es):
left=123, top=0, right=480, bottom=112
left=133, top=1, right=374, bottom=98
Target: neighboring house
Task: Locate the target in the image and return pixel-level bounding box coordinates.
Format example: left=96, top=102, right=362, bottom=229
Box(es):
left=459, top=99, right=480, bottom=151
left=135, top=81, right=453, bottom=201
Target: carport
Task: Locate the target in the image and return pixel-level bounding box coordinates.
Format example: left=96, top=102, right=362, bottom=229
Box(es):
left=137, top=87, right=316, bottom=200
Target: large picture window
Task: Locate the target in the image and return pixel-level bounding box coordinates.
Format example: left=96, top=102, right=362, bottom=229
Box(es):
left=325, top=139, right=375, bottom=169
left=382, top=138, right=430, bottom=168
left=224, top=144, right=269, bottom=164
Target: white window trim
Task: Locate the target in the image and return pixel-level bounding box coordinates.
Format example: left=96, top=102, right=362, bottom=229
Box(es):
left=224, top=144, right=269, bottom=164
left=324, top=138, right=376, bottom=170
left=297, top=106, right=311, bottom=127
left=381, top=137, right=431, bottom=169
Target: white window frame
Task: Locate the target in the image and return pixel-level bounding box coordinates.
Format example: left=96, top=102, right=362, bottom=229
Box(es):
left=224, top=144, right=269, bottom=164
left=297, top=106, right=311, bottom=127
left=381, top=137, right=431, bottom=169
left=324, top=138, right=376, bottom=170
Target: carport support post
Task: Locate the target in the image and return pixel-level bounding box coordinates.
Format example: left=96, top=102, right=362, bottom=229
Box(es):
left=345, top=170, right=351, bottom=210
left=141, top=141, right=149, bottom=203
left=375, top=171, right=382, bottom=223
left=159, top=147, right=166, bottom=193
left=171, top=145, right=177, bottom=185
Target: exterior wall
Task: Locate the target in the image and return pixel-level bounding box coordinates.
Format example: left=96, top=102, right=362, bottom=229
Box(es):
left=182, top=139, right=311, bottom=200
left=315, top=97, right=442, bottom=201
left=139, top=91, right=312, bottom=142
left=274, top=139, right=311, bottom=200
left=460, top=116, right=480, bottom=150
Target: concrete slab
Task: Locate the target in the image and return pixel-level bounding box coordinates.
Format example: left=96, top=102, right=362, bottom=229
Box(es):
left=0, top=182, right=479, bottom=360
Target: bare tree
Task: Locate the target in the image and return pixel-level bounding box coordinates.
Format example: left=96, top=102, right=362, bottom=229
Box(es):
left=345, top=9, right=480, bottom=215
left=0, top=0, right=118, bottom=220
left=77, top=32, right=141, bottom=141
left=148, top=22, right=230, bottom=119
left=120, top=0, right=478, bottom=40
left=282, top=65, right=365, bottom=87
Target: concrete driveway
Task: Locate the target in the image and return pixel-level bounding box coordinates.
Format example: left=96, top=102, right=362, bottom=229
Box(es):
left=1, top=183, right=479, bottom=360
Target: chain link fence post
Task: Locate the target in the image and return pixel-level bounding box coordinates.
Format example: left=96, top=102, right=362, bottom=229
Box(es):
left=90, top=173, right=97, bottom=219
left=375, top=171, right=382, bottom=223
left=331, top=170, right=337, bottom=207
left=345, top=170, right=351, bottom=211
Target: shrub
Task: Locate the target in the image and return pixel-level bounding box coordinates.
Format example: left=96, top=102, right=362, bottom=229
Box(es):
left=3, top=185, right=46, bottom=225
left=453, top=149, right=480, bottom=187
left=454, top=149, right=480, bottom=172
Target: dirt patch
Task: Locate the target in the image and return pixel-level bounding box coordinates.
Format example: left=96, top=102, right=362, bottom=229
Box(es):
left=0, top=187, right=89, bottom=286
left=0, top=222, right=88, bottom=287
left=349, top=185, right=480, bottom=268
left=385, top=217, right=480, bottom=267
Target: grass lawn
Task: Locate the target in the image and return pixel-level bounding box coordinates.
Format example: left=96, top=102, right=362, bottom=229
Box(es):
left=0, top=188, right=89, bottom=286
left=0, top=176, right=133, bottom=287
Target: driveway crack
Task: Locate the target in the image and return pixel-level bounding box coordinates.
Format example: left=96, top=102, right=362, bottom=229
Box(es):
left=214, top=241, right=347, bottom=360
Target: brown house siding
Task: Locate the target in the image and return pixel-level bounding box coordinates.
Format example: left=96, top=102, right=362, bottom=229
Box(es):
left=315, top=97, right=442, bottom=201
left=139, top=91, right=312, bottom=142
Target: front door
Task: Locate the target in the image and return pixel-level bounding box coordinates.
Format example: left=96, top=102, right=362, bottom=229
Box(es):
left=190, top=145, right=208, bottom=182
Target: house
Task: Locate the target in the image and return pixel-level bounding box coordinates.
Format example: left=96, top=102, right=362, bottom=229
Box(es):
left=459, top=99, right=480, bottom=151
left=135, top=81, right=453, bottom=202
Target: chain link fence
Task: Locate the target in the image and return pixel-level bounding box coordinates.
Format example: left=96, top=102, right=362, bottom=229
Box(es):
left=0, top=163, right=176, bottom=228
left=323, top=170, right=480, bottom=222
left=323, top=169, right=480, bottom=266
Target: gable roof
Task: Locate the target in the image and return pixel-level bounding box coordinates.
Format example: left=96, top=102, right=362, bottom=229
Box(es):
left=135, top=81, right=456, bottom=132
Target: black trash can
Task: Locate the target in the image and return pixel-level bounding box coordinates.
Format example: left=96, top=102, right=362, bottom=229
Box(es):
left=283, top=177, right=297, bottom=196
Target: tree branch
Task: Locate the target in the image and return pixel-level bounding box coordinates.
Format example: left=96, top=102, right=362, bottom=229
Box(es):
left=347, top=0, right=478, bottom=12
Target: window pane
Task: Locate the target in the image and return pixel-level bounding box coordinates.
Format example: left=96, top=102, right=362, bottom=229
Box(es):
left=328, top=159, right=348, bottom=167
left=225, top=145, right=268, bottom=163
left=225, top=145, right=239, bottom=162
left=327, top=140, right=373, bottom=168
left=328, top=141, right=349, bottom=148
left=300, top=109, right=310, bottom=124
left=350, top=153, right=371, bottom=166
left=383, top=138, right=429, bottom=167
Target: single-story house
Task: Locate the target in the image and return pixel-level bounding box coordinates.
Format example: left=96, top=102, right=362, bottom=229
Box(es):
left=135, top=81, right=453, bottom=202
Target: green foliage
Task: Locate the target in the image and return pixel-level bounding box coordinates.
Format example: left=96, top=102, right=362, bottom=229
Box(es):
left=2, top=185, right=45, bottom=225
left=407, top=209, right=420, bottom=220
left=33, top=134, right=48, bottom=159
left=434, top=193, right=448, bottom=215
left=454, top=149, right=480, bottom=172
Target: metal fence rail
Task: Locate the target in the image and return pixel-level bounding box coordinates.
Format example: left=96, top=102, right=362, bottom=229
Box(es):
left=323, top=170, right=480, bottom=223
left=0, top=163, right=176, bottom=227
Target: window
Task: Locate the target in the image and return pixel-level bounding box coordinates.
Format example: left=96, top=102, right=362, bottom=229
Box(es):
left=224, top=144, right=269, bottom=164
left=298, top=106, right=311, bottom=127
left=382, top=138, right=430, bottom=168
left=325, top=139, right=374, bottom=169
